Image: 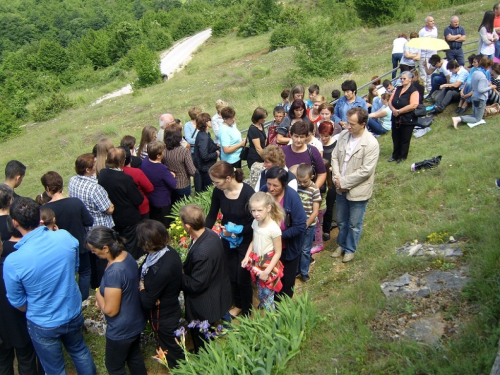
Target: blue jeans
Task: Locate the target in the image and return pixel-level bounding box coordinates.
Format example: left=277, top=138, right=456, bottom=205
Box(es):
left=495, top=40, right=500, bottom=59
left=367, top=118, right=388, bottom=135
left=27, top=313, right=96, bottom=375
left=430, top=72, right=447, bottom=95
left=336, top=193, right=368, bottom=254
left=445, top=48, right=465, bottom=66
left=461, top=98, right=486, bottom=123
left=173, top=185, right=192, bottom=206
left=299, top=224, right=316, bottom=276
left=392, top=53, right=403, bottom=79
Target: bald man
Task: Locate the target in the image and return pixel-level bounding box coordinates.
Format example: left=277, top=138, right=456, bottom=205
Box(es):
left=444, top=16, right=466, bottom=66
left=157, top=113, right=175, bottom=143
left=419, top=16, right=438, bottom=93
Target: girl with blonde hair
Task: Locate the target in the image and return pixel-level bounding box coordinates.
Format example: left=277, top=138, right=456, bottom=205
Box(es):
left=241, top=192, right=284, bottom=311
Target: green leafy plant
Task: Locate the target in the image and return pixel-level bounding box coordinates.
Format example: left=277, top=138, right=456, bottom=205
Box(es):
left=171, top=293, right=317, bottom=374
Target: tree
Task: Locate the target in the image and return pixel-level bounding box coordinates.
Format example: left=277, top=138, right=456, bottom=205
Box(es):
left=132, top=44, right=161, bottom=88
left=37, top=39, right=69, bottom=74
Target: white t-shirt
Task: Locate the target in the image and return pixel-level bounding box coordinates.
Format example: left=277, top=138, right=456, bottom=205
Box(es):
left=419, top=26, right=438, bottom=57
left=392, top=37, right=407, bottom=54
left=251, top=220, right=282, bottom=257
left=435, top=59, right=451, bottom=77
left=341, top=135, right=361, bottom=177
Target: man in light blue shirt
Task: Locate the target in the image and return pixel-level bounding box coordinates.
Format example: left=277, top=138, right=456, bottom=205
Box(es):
left=3, top=197, right=96, bottom=375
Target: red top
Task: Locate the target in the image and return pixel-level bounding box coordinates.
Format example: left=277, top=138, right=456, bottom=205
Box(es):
left=495, top=15, right=500, bottom=29
left=123, top=166, right=154, bottom=215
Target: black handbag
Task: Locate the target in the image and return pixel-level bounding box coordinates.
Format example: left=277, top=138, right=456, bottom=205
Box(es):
left=414, top=104, right=427, bottom=117
left=240, top=136, right=249, bottom=161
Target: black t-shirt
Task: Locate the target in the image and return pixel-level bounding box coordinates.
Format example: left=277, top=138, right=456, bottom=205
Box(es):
left=1, top=240, right=18, bottom=258
left=247, top=124, right=267, bottom=164
left=206, top=183, right=255, bottom=243
left=44, top=198, right=94, bottom=254
left=0, top=216, right=10, bottom=242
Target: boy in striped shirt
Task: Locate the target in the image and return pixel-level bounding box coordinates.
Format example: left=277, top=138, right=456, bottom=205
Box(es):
left=296, top=163, right=322, bottom=283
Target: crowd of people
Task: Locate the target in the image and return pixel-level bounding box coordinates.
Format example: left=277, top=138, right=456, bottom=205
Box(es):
left=6, top=7, right=500, bottom=371
left=0, top=86, right=382, bottom=373
left=391, top=6, right=500, bottom=131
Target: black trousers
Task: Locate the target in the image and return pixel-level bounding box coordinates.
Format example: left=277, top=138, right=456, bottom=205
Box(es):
left=275, top=252, right=300, bottom=303
left=105, top=335, right=147, bottom=375
left=200, top=171, right=213, bottom=192
left=391, top=123, right=415, bottom=160
left=151, top=315, right=185, bottom=369
left=0, top=342, right=43, bottom=375
left=322, top=188, right=337, bottom=234
left=149, top=205, right=172, bottom=229
left=116, top=224, right=141, bottom=259
left=223, top=240, right=253, bottom=316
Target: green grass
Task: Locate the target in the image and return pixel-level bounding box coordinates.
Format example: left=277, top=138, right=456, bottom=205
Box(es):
left=2, top=1, right=500, bottom=374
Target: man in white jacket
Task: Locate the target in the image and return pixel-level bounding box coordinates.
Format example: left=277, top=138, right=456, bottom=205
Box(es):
left=330, top=108, right=380, bottom=263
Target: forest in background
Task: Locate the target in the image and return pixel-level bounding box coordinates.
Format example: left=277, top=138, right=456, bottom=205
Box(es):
left=0, top=0, right=473, bottom=141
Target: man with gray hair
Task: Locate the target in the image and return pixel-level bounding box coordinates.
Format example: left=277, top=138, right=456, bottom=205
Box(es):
left=157, top=113, right=176, bottom=143
left=444, top=16, right=466, bottom=66
left=419, top=15, right=438, bottom=93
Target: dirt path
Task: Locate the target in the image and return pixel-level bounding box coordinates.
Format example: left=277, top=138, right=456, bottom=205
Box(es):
left=91, top=28, right=212, bottom=106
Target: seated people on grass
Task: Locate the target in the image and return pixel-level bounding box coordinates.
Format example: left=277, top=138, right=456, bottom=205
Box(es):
left=431, top=60, right=469, bottom=114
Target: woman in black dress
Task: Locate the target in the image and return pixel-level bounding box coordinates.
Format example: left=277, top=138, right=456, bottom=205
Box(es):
left=206, top=161, right=254, bottom=318
left=246, top=107, right=268, bottom=169
left=388, top=71, right=419, bottom=163
left=137, top=220, right=184, bottom=369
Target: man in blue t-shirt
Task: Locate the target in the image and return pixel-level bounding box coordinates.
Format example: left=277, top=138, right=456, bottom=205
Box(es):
left=3, top=198, right=96, bottom=375
left=444, top=16, right=466, bottom=66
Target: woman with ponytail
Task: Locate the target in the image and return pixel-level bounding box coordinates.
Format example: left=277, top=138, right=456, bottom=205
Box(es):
left=206, top=161, right=255, bottom=317
left=136, top=220, right=184, bottom=369
left=86, top=226, right=147, bottom=375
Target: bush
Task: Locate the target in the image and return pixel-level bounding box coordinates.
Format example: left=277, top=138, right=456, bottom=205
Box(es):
left=36, top=39, right=70, bottom=74
left=171, top=293, right=317, bottom=374
left=354, top=0, right=408, bottom=26
left=0, top=108, right=21, bottom=142
left=131, top=44, right=162, bottom=89
left=269, top=24, right=297, bottom=51
left=31, top=92, right=73, bottom=122
left=294, top=21, right=357, bottom=78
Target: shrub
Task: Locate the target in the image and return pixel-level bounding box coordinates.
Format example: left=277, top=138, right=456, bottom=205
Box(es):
left=354, top=0, right=408, bottom=26
left=269, top=24, right=297, bottom=51
left=294, top=22, right=357, bottom=78
left=36, top=39, right=70, bottom=74
left=171, top=293, right=317, bottom=374
left=31, top=92, right=73, bottom=122
left=131, top=44, right=161, bottom=89
left=0, top=108, right=21, bottom=142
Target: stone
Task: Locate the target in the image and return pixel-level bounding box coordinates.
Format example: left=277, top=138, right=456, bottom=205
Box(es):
left=394, top=273, right=411, bottom=287
left=395, top=242, right=465, bottom=259
left=406, top=313, right=445, bottom=345
left=415, top=287, right=431, bottom=298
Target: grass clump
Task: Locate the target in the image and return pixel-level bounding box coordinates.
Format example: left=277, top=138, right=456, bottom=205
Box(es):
left=171, top=293, right=317, bottom=374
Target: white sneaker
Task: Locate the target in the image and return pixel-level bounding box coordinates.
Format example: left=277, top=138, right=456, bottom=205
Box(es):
left=467, top=119, right=486, bottom=128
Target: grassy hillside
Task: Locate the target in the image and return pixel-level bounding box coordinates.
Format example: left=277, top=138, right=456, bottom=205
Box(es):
left=2, top=0, right=500, bottom=373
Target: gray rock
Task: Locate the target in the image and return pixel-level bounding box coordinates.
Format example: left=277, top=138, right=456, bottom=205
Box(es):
left=416, top=287, right=431, bottom=298
left=406, top=313, right=445, bottom=345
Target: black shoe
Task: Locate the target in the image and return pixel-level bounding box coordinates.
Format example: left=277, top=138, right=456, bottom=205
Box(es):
left=458, top=107, right=466, bottom=114
left=496, top=178, right=500, bottom=189
left=388, top=157, right=396, bottom=162
left=301, top=275, right=310, bottom=283
left=397, top=158, right=406, bottom=164
left=310, top=257, right=316, bottom=265
left=323, top=233, right=330, bottom=241
left=455, top=107, right=462, bottom=113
